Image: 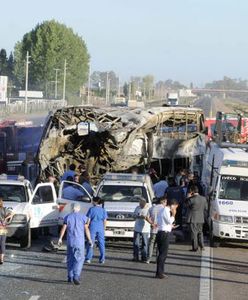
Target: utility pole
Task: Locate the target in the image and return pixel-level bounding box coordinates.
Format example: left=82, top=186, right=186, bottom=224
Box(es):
left=62, top=59, right=67, bottom=101
left=87, top=63, right=91, bottom=105
left=105, top=72, right=109, bottom=105
left=24, top=51, right=30, bottom=114
left=128, top=81, right=131, bottom=101
left=118, top=76, right=121, bottom=97
left=54, top=68, right=60, bottom=99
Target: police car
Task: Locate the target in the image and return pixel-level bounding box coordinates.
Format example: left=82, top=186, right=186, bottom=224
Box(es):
left=0, top=174, right=57, bottom=248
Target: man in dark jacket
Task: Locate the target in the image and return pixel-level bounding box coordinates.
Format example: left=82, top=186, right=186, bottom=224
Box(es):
left=186, top=185, right=208, bottom=251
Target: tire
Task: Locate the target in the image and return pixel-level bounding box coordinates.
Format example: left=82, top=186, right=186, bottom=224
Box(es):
left=209, top=222, right=220, bottom=248
left=31, top=228, right=40, bottom=240
left=20, top=227, right=31, bottom=249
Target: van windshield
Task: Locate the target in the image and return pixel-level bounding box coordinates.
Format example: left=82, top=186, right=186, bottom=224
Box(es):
left=219, top=176, right=248, bottom=201
left=0, top=185, right=27, bottom=202
left=98, top=185, right=148, bottom=202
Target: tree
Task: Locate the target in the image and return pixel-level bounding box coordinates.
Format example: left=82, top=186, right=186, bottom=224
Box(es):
left=123, top=82, right=129, bottom=97
left=142, top=75, right=154, bottom=100
left=13, top=20, right=90, bottom=98
left=91, top=70, right=118, bottom=98
left=0, top=49, right=8, bottom=75
left=7, top=52, right=14, bottom=80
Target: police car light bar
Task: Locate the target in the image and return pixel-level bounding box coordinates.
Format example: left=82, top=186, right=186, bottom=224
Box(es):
left=103, top=173, right=146, bottom=182
left=0, top=174, right=25, bottom=181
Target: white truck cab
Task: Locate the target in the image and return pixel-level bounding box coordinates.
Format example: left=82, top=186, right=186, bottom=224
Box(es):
left=203, top=143, right=248, bottom=246
left=0, top=174, right=57, bottom=248
left=95, top=173, right=154, bottom=239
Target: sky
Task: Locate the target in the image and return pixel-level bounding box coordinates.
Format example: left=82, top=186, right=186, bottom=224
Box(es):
left=1, top=0, right=248, bottom=86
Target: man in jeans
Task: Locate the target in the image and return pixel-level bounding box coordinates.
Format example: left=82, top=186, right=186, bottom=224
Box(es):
left=147, top=197, right=166, bottom=263
left=133, top=197, right=151, bottom=262
left=156, top=199, right=178, bottom=279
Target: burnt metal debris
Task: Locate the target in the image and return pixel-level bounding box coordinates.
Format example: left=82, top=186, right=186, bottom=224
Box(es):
left=37, top=106, right=205, bottom=181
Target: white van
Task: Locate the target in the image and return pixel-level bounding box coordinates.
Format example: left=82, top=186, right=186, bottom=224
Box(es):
left=95, top=173, right=154, bottom=239
left=202, top=143, right=248, bottom=246
left=0, top=175, right=57, bottom=248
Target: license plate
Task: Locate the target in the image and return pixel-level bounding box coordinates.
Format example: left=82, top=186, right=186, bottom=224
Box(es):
left=113, top=229, right=125, bottom=236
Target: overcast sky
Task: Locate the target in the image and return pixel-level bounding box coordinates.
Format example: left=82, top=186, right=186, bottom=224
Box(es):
left=1, top=0, right=248, bottom=86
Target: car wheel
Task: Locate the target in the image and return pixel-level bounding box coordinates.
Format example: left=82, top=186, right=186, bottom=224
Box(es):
left=209, top=222, right=220, bottom=248
left=20, top=227, right=31, bottom=248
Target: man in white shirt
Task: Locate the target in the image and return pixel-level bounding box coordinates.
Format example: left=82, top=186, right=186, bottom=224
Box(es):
left=133, top=197, right=151, bottom=262
left=146, top=197, right=166, bottom=263
left=155, top=199, right=178, bottom=279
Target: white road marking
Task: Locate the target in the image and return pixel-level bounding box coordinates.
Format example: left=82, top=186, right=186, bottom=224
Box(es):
left=28, top=296, right=40, bottom=300
left=199, top=246, right=213, bottom=300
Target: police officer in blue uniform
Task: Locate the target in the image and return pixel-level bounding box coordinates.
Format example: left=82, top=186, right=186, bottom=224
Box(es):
left=85, top=197, right=108, bottom=264
left=58, top=203, right=92, bottom=285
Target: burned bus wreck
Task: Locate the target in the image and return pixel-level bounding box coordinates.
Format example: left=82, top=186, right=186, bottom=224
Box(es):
left=37, top=106, right=205, bottom=181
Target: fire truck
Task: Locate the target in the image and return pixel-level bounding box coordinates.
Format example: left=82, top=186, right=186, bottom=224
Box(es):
left=0, top=120, right=43, bottom=182
left=205, top=112, right=248, bottom=144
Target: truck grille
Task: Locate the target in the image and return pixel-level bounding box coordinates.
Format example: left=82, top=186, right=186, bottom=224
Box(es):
left=107, top=212, right=135, bottom=221
left=235, top=216, right=248, bottom=224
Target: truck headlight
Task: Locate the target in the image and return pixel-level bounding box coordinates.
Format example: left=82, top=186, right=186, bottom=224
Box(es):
left=11, top=214, right=27, bottom=224
left=219, top=215, right=233, bottom=223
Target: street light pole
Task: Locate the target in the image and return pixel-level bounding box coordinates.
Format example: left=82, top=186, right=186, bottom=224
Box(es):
left=24, top=51, right=30, bottom=114
left=128, top=81, right=131, bottom=101
left=62, top=59, right=67, bottom=101
left=54, top=68, right=60, bottom=99
left=105, top=72, right=109, bottom=105
left=118, top=76, right=121, bottom=97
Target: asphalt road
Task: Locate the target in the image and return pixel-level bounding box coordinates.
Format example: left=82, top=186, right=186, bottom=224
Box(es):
left=1, top=234, right=247, bottom=300
left=194, top=97, right=233, bottom=118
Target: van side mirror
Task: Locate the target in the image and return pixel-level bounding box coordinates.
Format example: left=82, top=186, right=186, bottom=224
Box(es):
left=210, top=190, right=216, bottom=200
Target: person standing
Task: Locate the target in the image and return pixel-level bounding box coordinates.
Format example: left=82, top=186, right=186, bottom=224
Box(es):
left=156, top=199, right=178, bottom=279
left=79, top=171, right=94, bottom=196
left=186, top=185, right=208, bottom=251
left=166, top=178, right=185, bottom=229
left=85, top=197, right=108, bottom=264
left=61, top=163, right=76, bottom=182
left=58, top=203, right=92, bottom=285
left=133, top=197, right=151, bottom=262
left=153, top=176, right=168, bottom=198
left=147, top=197, right=166, bottom=263
left=62, top=176, right=86, bottom=201
left=0, top=197, right=14, bottom=264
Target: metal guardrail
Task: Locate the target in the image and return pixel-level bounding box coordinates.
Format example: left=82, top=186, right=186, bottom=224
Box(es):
left=0, top=99, right=67, bottom=117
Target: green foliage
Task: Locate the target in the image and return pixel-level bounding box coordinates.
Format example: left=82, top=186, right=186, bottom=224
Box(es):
left=156, top=79, right=186, bottom=90
left=0, top=49, right=8, bottom=75
left=143, top=75, right=154, bottom=99
left=205, top=76, right=248, bottom=90
left=13, top=20, right=90, bottom=97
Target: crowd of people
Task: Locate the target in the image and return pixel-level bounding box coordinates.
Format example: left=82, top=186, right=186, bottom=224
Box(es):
left=0, top=165, right=208, bottom=286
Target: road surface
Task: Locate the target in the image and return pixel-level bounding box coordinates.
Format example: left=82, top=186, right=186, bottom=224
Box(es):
left=194, top=97, right=233, bottom=118
left=1, top=234, right=247, bottom=300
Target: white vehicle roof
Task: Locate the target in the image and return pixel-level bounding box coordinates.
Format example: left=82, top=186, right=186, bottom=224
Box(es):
left=100, top=173, right=151, bottom=186
left=220, top=147, right=248, bottom=161
left=208, top=143, right=248, bottom=176
left=220, top=167, right=248, bottom=176
left=0, top=174, right=30, bottom=186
